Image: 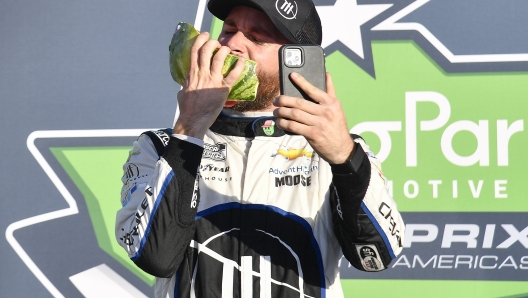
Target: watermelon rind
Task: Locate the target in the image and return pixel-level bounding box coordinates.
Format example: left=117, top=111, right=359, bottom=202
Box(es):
left=169, top=22, right=259, bottom=101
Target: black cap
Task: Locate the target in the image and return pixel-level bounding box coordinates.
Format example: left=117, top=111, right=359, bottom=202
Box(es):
left=207, top=0, right=322, bottom=45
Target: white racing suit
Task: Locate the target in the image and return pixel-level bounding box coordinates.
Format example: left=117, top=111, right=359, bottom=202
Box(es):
left=115, top=113, right=405, bottom=298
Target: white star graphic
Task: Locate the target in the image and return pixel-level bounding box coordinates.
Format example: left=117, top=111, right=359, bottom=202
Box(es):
left=316, top=0, right=392, bottom=59
left=371, top=0, right=528, bottom=63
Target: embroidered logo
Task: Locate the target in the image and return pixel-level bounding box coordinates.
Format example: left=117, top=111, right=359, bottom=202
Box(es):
left=272, top=148, right=313, bottom=160
left=276, top=0, right=298, bottom=20
left=203, top=143, right=227, bottom=161
left=355, top=244, right=385, bottom=272
left=262, top=120, right=276, bottom=136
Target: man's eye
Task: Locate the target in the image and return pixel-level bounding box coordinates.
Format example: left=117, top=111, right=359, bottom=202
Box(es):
left=248, top=35, right=264, bottom=44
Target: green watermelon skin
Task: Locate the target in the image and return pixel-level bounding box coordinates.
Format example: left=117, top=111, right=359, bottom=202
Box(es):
left=169, top=22, right=259, bottom=101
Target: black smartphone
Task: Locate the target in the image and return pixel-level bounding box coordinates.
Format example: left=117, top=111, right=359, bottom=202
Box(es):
left=279, top=44, right=326, bottom=103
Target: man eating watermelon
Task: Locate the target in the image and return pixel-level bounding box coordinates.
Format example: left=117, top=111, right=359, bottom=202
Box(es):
left=116, top=0, right=405, bottom=297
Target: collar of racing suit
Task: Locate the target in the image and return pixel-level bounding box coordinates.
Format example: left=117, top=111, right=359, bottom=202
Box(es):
left=210, top=112, right=290, bottom=138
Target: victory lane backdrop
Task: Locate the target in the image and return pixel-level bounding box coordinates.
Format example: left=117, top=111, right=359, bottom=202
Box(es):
left=2, top=0, right=527, bottom=297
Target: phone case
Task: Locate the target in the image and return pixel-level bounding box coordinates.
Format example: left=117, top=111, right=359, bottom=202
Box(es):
left=279, top=45, right=326, bottom=103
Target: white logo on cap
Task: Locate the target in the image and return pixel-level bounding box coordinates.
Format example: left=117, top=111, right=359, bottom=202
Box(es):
left=276, top=0, right=298, bottom=19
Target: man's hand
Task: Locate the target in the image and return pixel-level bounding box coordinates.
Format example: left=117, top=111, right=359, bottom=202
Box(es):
left=273, top=72, right=355, bottom=164
left=174, top=32, right=245, bottom=139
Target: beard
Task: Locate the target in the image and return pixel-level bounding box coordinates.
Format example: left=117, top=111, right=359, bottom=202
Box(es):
left=229, top=69, right=280, bottom=112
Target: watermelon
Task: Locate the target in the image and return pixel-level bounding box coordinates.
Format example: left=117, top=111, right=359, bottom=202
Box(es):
left=169, top=22, right=259, bottom=101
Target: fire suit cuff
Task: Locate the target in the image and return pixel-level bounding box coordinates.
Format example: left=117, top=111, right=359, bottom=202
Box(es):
left=330, top=143, right=371, bottom=201
left=330, top=143, right=366, bottom=174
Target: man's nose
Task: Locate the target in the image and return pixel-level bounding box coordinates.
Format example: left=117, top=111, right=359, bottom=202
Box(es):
left=224, top=31, right=246, bottom=56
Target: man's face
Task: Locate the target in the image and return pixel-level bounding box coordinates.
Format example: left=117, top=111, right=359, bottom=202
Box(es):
left=218, top=6, right=291, bottom=111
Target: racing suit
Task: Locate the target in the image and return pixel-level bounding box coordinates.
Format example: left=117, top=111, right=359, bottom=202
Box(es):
left=115, top=112, right=405, bottom=298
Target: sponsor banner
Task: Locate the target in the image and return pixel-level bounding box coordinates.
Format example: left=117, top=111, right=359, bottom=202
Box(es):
left=329, top=41, right=527, bottom=214
left=342, top=212, right=528, bottom=281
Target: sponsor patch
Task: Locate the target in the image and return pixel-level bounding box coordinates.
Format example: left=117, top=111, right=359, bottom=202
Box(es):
left=123, top=163, right=139, bottom=180
left=200, top=164, right=229, bottom=172
left=275, top=175, right=311, bottom=187
left=356, top=244, right=385, bottom=271
left=262, top=120, right=275, bottom=136
left=203, top=143, right=227, bottom=161
left=272, top=148, right=313, bottom=160
left=269, top=164, right=318, bottom=176
left=199, top=175, right=233, bottom=182
left=378, top=202, right=403, bottom=248
left=152, top=130, right=170, bottom=146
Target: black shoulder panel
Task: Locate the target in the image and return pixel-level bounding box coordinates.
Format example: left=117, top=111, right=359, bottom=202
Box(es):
left=141, top=128, right=172, bottom=157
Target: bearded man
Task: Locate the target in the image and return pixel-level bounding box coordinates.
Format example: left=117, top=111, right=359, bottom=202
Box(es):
left=116, top=0, right=405, bottom=297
